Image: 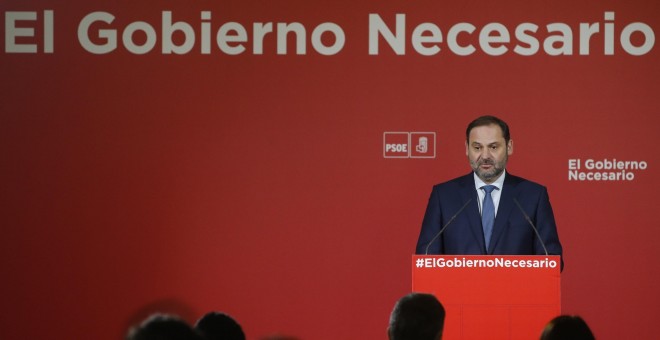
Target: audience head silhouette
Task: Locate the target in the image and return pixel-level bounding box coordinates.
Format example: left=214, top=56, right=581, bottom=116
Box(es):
left=388, top=293, right=445, bottom=340
left=126, top=313, right=203, bottom=340
left=540, top=315, right=595, bottom=340
left=195, top=311, right=246, bottom=340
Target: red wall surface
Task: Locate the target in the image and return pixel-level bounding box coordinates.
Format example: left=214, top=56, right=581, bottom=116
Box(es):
left=1, top=1, right=658, bottom=339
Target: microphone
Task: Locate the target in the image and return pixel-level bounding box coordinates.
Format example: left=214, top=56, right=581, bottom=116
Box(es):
left=513, top=198, right=549, bottom=256
left=424, top=199, right=472, bottom=255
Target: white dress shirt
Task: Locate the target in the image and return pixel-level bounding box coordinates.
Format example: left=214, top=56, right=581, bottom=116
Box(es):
left=473, top=170, right=506, bottom=217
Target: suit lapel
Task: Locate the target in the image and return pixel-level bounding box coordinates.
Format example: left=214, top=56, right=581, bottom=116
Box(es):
left=488, top=174, right=519, bottom=253
left=459, top=174, right=487, bottom=253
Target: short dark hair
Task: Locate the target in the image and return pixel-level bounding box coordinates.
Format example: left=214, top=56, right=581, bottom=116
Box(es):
left=126, top=314, right=203, bottom=340
left=195, top=311, right=246, bottom=340
left=540, top=315, right=595, bottom=340
left=388, top=293, right=445, bottom=340
left=466, top=115, right=511, bottom=144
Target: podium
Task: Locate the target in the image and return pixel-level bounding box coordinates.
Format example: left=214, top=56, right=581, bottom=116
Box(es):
left=412, top=255, right=561, bottom=340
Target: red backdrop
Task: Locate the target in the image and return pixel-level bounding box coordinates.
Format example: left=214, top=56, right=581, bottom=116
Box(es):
left=1, top=1, right=658, bottom=339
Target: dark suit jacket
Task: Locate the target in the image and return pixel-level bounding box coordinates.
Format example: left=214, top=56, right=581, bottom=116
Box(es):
left=415, top=173, right=563, bottom=265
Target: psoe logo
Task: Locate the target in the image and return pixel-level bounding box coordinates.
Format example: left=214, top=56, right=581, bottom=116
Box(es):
left=383, top=132, right=436, bottom=158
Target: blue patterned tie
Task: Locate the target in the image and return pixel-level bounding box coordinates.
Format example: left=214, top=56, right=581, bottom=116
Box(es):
left=481, top=185, right=497, bottom=251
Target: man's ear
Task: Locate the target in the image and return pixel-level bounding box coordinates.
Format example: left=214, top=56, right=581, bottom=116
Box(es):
left=507, top=139, right=513, bottom=156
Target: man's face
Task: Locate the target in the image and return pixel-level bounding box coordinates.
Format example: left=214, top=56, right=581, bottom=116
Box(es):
left=466, top=124, right=513, bottom=183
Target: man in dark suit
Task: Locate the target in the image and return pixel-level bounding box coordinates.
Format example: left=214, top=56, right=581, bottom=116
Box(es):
left=415, top=116, right=563, bottom=267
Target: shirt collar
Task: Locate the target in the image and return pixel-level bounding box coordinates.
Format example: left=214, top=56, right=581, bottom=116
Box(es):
left=473, top=169, right=506, bottom=191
